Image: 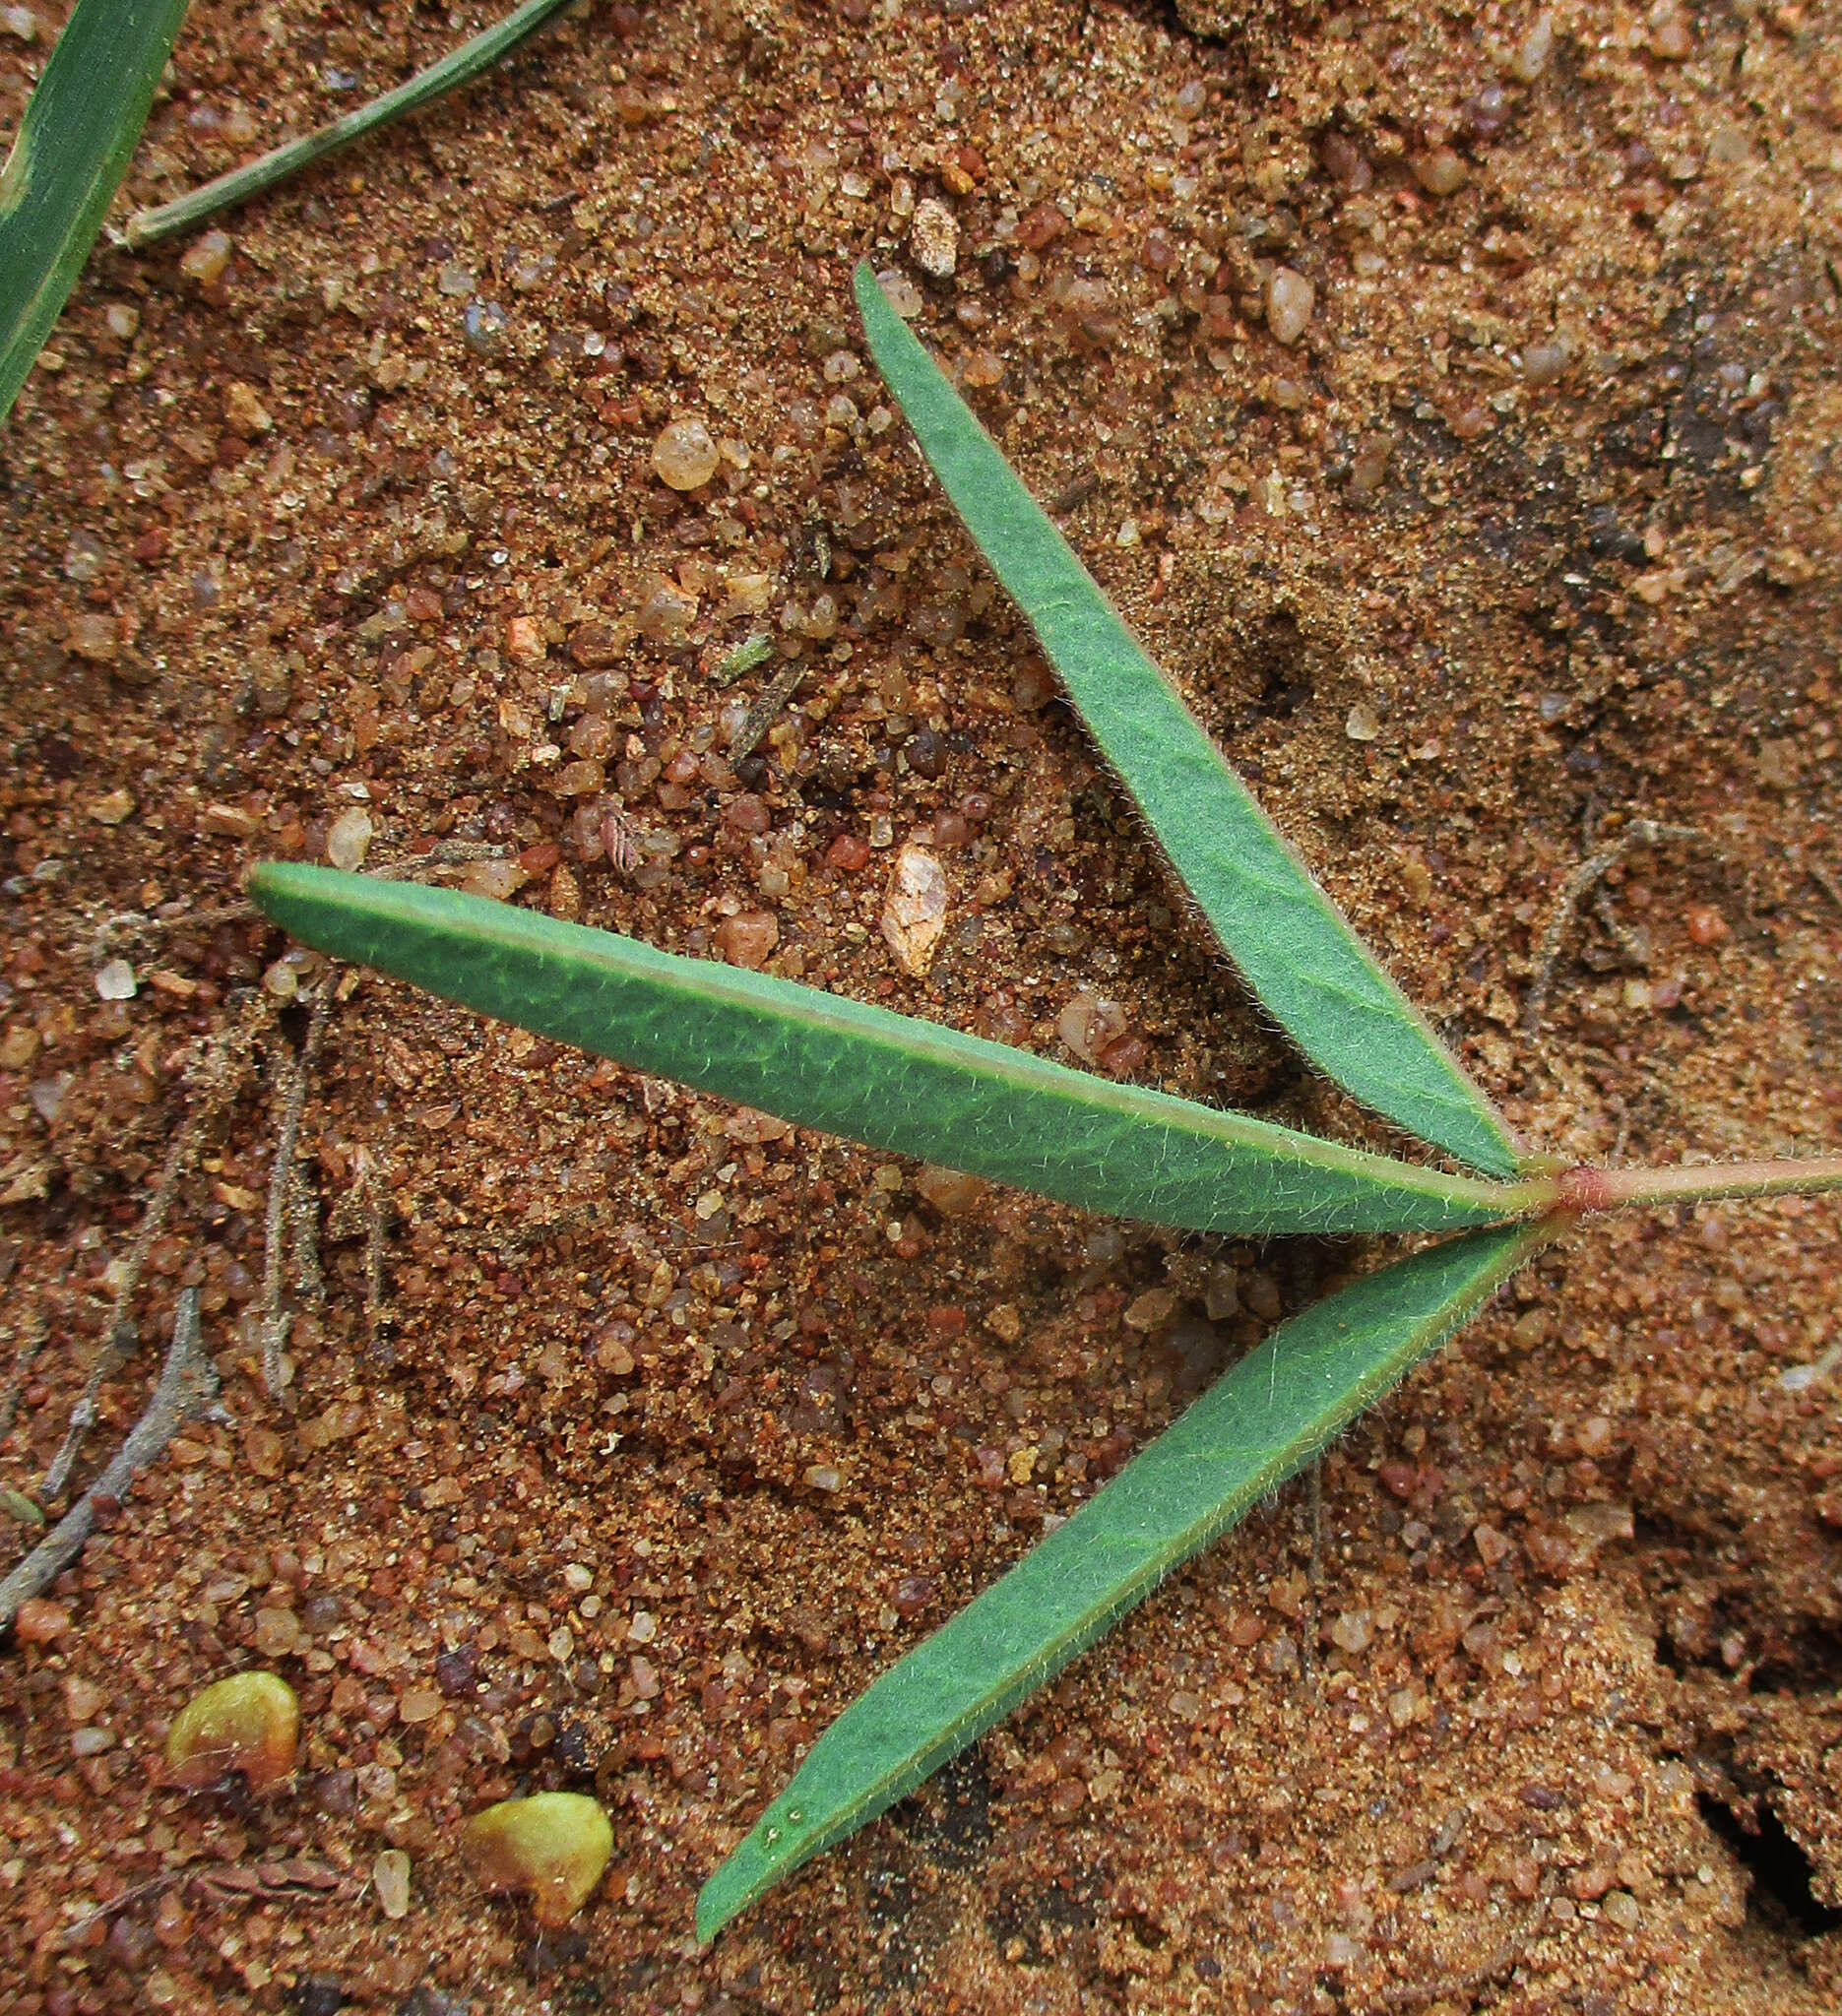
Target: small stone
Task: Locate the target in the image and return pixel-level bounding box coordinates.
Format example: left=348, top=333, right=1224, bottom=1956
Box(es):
left=399, top=1686, right=441, bottom=1725
left=224, top=381, right=272, bottom=437
left=716, top=911, right=778, bottom=970
left=1473, top=1522, right=1514, bottom=1567
left=90, top=788, right=135, bottom=825
left=66, top=610, right=117, bottom=662
left=1521, top=340, right=1571, bottom=386
left=1684, top=904, right=1728, bottom=945
left=243, top=1426, right=286, bottom=1477
left=1413, top=148, right=1469, bottom=196
left=915, top=1166, right=986, bottom=1214
left=1329, top=1608, right=1373, bottom=1654
left=459, top=859, right=532, bottom=903
left=651, top=417, right=720, bottom=491
left=180, top=229, right=232, bottom=285
left=1058, top=991, right=1130, bottom=1066
left=0, top=1026, right=36, bottom=1069
left=1649, top=13, right=1692, bottom=60
left=64, top=1675, right=105, bottom=1723
left=463, top=1794, right=613, bottom=1926
left=1509, top=13, right=1554, bottom=83
left=14, top=1597, right=70, bottom=1642
left=1124, top=1288, right=1179, bottom=1333
left=985, top=1302, right=1022, bottom=1345
left=71, top=1725, right=117, bottom=1757
left=1603, top=1889, right=1642, bottom=1929
left=95, top=958, right=137, bottom=1001
left=2, top=7, right=39, bottom=42
left=626, top=1608, right=657, bottom=1644
left=203, top=801, right=261, bottom=838
left=1266, top=268, right=1314, bottom=346
left=880, top=843, right=948, bottom=976
left=1565, top=1500, right=1635, bottom=1543
left=325, top=808, right=373, bottom=871
left=874, top=269, right=923, bottom=317
left=1345, top=701, right=1380, bottom=742
left=803, top=1463, right=843, bottom=1492
left=31, top=1074, right=70, bottom=1124
left=504, top=613, right=546, bottom=662
left=461, top=300, right=509, bottom=356
left=373, top=1849, right=412, bottom=1920
left=165, top=1670, right=299, bottom=1790
left=253, top=1607, right=307, bottom=1659
left=911, top=197, right=959, bottom=278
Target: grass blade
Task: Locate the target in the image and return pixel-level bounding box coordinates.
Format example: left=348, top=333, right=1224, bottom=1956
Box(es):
left=696, top=1219, right=1553, bottom=1939
left=251, top=865, right=1550, bottom=1236
left=0, top=0, right=191, bottom=426
left=854, top=264, right=1521, bottom=1182
left=120, top=0, right=578, bottom=249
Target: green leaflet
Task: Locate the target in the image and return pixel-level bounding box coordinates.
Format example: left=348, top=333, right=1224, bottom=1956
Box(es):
left=696, top=1219, right=1551, bottom=1940
left=854, top=263, right=1521, bottom=1182
left=0, top=0, right=191, bottom=426
left=250, top=866, right=1548, bottom=1237
left=120, top=0, right=579, bottom=249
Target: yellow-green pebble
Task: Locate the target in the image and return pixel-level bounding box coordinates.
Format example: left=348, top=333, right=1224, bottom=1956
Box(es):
left=462, top=1792, right=613, bottom=1926
left=164, top=1670, right=298, bottom=1790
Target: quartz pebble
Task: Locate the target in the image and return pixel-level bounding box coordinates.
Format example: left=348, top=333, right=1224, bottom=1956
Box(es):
left=1510, top=13, right=1554, bottom=82
left=1265, top=268, right=1314, bottom=346
left=716, top=910, right=778, bottom=970
left=652, top=417, right=720, bottom=491
left=95, top=958, right=137, bottom=1001
left=1413, top=148, right=1469, bottom=196
left=915, top=1165, right=986, bottom=1214
left=462, top=1792, right=613, bottom=1926
left=326, top=807, right=373, bottom=871
left=373, top=1849, right=412, bottom=1920
left=180, top=229, right=232, bottom=285
left=1345, top=701, right=1380, bottom=742
left=164, top=1670, right=299, bottom=1790
left=911, top=197, right=959, bottom=278
left=880, top=843, right=948, bottom=976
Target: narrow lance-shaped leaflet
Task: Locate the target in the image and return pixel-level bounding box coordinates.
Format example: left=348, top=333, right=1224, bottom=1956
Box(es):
left=854, top=263, right=1522, bottom=1181
left=120, top=0, right=580, bottom=249
left=249, top=865, right=1550, bottom=1238
left=696, top=1219, right=1555, bottom=1939
left=0, top=0, right=192, bottom=426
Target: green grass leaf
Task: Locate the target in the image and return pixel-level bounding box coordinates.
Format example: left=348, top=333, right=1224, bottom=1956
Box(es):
left=250, top=866, right=1549, bottom=1237
left=696, top=1218, right=1552, bottom=1939
left=120, top=0, right=579, bottom=249
left=854, top=264, right=1521, bottom=1182
left=0, top=0, right=191, bottom=427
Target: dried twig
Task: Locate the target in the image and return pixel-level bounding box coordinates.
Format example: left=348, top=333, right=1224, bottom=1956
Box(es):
left=729, top=656, right=811, bottom=764
left=1, top=1291, right=222, bottom=1634
left=329, top=1146, right=395, bottom=1358
left=1522, top=818, right=1705, bottom=1036
left=40, top=1016, right=252, bottom=1502
left=259, top=990, right=330, bottom=1397
left=90, top=902, right=257, bottom=965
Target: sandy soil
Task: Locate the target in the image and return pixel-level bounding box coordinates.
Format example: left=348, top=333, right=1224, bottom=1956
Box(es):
left=1, top=0, right=1839, bottom=2010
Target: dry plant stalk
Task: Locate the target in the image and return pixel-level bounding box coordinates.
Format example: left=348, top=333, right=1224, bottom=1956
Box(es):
left=0, top=1291, right=222, bottom=1631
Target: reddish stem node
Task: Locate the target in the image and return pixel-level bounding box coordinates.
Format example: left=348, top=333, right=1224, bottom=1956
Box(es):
left=1556, top=1164, right=1615, bottom=1214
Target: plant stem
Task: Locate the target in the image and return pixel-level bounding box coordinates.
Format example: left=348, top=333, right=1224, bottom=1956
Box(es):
left=1560, top=1155, right=1842, bottom=1213
left=118, top=0, right=578, bottom=250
